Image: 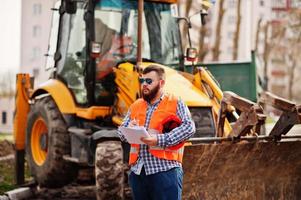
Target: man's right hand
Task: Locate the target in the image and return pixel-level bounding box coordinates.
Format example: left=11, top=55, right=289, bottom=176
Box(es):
left=129, top=119, right=139, bottom=127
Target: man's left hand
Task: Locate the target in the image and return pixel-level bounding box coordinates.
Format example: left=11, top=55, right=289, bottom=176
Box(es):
left=141, top=136, right=158, bottom=146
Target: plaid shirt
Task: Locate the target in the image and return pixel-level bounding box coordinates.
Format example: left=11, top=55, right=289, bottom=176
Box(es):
left=118, top=94, right=195, bottom=175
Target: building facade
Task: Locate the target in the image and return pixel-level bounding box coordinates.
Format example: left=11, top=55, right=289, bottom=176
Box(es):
left=0, top=97, right=14, bottom=133
left=0, top=0, right=21, bottom=133
left=207, top=0, right=272, bottom=62
left=178, top=0, right=272, bottom=63
left=20, top=0, right=57, bottom=85
left=0, top=0, right=57, bottom=133
left=267, top=0, right=301, bottom=99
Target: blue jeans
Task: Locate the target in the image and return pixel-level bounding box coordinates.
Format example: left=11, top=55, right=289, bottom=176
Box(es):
left=129, top=167, right=183, bottom=200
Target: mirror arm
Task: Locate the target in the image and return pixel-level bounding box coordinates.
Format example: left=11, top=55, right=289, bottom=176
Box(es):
left=177, top=17, right=193, bottom=48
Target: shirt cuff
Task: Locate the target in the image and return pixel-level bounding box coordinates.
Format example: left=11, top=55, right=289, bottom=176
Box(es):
left=157, top=134, right=166, bottom=148
left=117, top=129, right=128, bottom=143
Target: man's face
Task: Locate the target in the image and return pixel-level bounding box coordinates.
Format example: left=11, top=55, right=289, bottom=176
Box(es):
left=139, top=71, right=164, bottom=102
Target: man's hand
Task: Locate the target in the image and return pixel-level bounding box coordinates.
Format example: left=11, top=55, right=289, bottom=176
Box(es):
left=141, top=136, right=158, bottom=146
left=129, top=119, right=139, bottom=127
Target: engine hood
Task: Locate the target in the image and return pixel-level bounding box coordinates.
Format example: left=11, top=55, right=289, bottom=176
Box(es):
left=141, top=63, right=213, bottom=107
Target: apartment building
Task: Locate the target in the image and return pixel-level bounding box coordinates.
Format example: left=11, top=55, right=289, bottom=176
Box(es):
left=0, top=0, right=56, bottom=133
left=20, top=0, right=57, bottom=85
left=268, top=0, right=301, bottom=99
left=208, top=0, right=272, bottom=62
left=0, top=98, right=14, bottom=133
left=0, top=0, right=21, bottom=133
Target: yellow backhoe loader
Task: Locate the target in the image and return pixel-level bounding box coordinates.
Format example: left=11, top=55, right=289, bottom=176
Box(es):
left=13, top=0, right=301, bottom=199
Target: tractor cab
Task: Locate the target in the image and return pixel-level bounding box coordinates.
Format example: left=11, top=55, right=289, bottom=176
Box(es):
left=50, top=0, right=183, bottom=107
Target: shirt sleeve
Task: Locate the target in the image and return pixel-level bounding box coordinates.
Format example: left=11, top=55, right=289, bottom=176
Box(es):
left=157, top=99, right=195, bottom=148
left=117, top=110, right=131, bottom=142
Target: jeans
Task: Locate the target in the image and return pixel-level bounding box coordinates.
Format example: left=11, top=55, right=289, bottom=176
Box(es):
left=129, top=167, right=183, bottom=200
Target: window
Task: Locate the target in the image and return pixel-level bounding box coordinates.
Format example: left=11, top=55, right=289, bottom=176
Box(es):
left=272, top=0, right=287, bottom=8
left=228, top=15, right=236, bottom=24
left=260, top=0, right=265, bottom=6
left=33, top=68, right=40, bottom=77
left=56, top=3, right=88, bottom=104
left=46, top=1, right=61, bottom=70
left=227, top=46, right=233, bottom=55
left=33, top=25, right=41, bottom=37
left=32, top=47, right=41, bottom=61
left=291, top=0, right=301, bottom=8
left=2, top=111, right=7, bottom=124
left=227, top=31, right=234, bottom=39
left=228, top=0, right=236, bottom=8
left=33, top=4, right=42, bottom=15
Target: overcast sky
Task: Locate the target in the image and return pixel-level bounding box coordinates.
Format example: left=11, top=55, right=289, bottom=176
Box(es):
left=0, top=0, right=21, bottom=74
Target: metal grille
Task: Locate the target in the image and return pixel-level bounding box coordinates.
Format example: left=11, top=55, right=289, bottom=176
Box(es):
left=189, top=107, right=216, bottom=138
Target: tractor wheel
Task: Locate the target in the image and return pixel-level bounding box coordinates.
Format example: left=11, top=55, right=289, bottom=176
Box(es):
left=26, top=96, right=77, bottom=187
left=95, top=141, right=124, bottom=200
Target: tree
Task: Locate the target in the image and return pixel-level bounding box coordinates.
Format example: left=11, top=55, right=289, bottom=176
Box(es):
left=232, top=0, right=241, bottom=60
left=180, top=0, right=193, bottom=50
left=212, top=0, right=225, bottom=61
left=254, top=18, right=262, bottom=52
left=264, top=8, right=301, bottom=100
left=0, top=70, right=15, bottom=97
left=285, top=9, right=301, bottom=100
left=262, top=22, right=271, bottom=91
left=198, top=19, right=209, bottom=62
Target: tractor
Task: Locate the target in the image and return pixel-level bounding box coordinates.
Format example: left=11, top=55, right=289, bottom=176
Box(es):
left=14, top=0, right=301, bottom=199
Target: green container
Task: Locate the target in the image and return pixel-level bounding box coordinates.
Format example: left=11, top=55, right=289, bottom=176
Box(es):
left=184, top=52, right=258, bottom=102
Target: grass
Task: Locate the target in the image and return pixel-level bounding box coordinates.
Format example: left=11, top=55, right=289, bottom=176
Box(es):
left=0, top=160, right=16, bottom=194
left=0, top=160, right=32, bottom=195
left=0, top=133, right=31, bottom=195
left=0, top=133, right=13, bottom=141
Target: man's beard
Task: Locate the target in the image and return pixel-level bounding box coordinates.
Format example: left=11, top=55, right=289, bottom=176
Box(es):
left=142, top=84, right=160, bottom=102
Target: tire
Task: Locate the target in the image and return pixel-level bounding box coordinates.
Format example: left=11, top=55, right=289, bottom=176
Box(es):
left=26, top=96, right=77, bottom=187
left=95, top=141, right=124, bottom=200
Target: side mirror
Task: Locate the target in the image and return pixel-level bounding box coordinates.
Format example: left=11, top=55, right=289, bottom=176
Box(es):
left=186, top=48, right=198, bottom=62
left=91, top=42, right=101, bottom=58
left=200, top=10, right=208, bottom=26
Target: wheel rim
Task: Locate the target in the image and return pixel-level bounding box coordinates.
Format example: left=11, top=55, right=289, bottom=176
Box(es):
left=31, top=117, right=48, bottom=166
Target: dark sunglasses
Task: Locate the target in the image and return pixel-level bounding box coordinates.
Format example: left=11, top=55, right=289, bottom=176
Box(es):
left=139, top=78, right=153, bottom=85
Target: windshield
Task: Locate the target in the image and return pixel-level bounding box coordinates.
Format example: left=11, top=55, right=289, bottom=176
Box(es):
left=94, top=0, right=181, bottom=66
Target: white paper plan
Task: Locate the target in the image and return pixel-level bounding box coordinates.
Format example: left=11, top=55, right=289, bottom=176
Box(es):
left=119, top=126, right=150, bottom=144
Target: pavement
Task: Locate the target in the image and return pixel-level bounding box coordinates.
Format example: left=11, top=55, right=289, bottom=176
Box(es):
left=265, top=123, right=301, bottom=135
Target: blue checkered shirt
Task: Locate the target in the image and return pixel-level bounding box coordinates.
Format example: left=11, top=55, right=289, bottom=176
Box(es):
left=118, top=95, right=195, bottom=175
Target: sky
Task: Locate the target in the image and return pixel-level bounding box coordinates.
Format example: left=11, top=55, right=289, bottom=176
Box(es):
left=0, top=0, right=21, bottom=74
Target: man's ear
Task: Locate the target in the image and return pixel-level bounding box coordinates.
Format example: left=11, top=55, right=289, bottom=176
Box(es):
left=160, top=79, right=165, bottom=88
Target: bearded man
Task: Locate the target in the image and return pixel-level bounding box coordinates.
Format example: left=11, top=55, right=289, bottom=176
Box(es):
left=118, top=64, right=195, bottom=200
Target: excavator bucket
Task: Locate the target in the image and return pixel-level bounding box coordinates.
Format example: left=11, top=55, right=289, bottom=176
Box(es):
left=182, top=140, right=301, bottom=199
left=182, top=91, right=301, bottom=199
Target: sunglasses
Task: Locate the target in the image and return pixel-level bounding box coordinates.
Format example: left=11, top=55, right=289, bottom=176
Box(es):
left=139, top=78, right=153, bottom=85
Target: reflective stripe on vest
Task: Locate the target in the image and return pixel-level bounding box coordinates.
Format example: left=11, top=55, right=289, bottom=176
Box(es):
left=129, top=144, right=139, bottom=165
left=130, top=146, right=138, bottom=153
left=128, top=94, right=185, bottom=165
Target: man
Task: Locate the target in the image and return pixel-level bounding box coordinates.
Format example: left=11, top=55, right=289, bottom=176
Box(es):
left=118, top=65, right=195, bottom=200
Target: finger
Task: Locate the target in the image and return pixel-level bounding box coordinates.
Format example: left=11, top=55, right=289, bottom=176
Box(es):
left=140, top=137, right=151, bottom=144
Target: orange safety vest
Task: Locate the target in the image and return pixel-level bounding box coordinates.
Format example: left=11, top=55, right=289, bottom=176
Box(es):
left=128, top=94, right=185, bottom=165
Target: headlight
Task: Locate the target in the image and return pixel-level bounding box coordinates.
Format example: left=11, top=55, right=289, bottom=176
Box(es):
left=189, top=107, right=216, bottom=138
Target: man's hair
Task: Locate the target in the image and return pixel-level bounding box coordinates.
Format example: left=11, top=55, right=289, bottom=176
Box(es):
left=142, top=65, right=165, bottom=80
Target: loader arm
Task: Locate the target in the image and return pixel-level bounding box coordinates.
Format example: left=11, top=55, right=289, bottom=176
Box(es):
left=260, top=91, right=301, bottom=139
left=183, top=91, right=301, bottom=199
left=13, top=74, right=32, bottom=185
left=217, top=91, right=266, bottom=137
